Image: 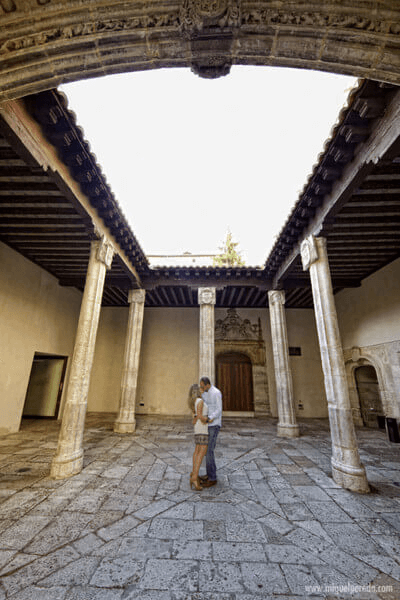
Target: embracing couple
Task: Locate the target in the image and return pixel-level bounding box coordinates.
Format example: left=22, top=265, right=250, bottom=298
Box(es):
left=189, top=376, right=222, bottom=491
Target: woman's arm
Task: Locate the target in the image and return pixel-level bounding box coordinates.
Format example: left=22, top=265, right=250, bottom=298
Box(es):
left=193, top=399, right=203, bottom=425
left=196, top=399, right=204, bottom=420
left=198, top=399, right=209, bottom=424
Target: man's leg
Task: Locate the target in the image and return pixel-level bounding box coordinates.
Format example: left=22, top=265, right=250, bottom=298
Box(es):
left=206, top=426, right=220, bottom=481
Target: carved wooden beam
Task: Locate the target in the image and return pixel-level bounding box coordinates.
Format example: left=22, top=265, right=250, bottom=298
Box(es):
left=271, top=87, right=400, bottom=288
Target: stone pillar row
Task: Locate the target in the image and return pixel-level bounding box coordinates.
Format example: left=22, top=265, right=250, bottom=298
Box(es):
left=268, top=290, right=299, bottom=438
left=300, top=235, right=369, bottom=493
left=50, top=238, right=114, bottom=479
left=51, top=240, right=369, bottom=493
left=199, top=287, right=216, bottom=384
left=114, top=289, right=146, bottom=434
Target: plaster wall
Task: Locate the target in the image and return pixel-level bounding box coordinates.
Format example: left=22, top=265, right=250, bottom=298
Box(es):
left=87, top=307, right=128, bottom=413
left=136, top=307, right=199, bottom=416
left=0, top=241, right=81, bottom=433
left=336, top=257, right=400, bottom=348
left=286, top=309, right=327, bottom=418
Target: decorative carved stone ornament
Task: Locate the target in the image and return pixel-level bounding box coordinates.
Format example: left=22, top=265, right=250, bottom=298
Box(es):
left=179, top=0, right=241, bottom=78
left=95, top=237, right=114, bottom=269
left=268, top=290, right=285, bottom=307
left=215, top=308, right=262, bottom=341
left=300, top=235, right=319, bottom=271
left=128, top=288, right=146, bottom=304
left=179, top=0, right=241, bottom=37
left=198, top=287, right=216, bottom=305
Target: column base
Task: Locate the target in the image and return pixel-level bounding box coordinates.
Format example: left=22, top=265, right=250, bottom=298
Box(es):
left=331, top=458, right=370, bottom=493
left=277, top=422, right=300, bottom=438
left=50, top=450, right=83, bottom=480
left=113, top=420, right=136, bottom=434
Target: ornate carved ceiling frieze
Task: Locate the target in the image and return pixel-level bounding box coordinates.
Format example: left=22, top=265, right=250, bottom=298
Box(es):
left=1, top=1, right=400, bottom=99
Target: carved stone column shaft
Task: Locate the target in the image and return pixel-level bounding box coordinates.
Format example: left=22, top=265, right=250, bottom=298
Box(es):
left=199, top=287, right=216, bottom=383
left=114, top=289, right=146, bottom=433
left=301, top=235, right=369, bottom=493
left=50, top=238, right=114, bottom=479
left=268, top=290, right=299, bottom=438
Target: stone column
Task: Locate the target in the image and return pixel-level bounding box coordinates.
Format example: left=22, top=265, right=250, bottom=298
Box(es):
left=50, top=237, right=114, bottom=479
left=199, top=287, right=216, bottom=383
left=268, top=290, right=299, bottom=438
left=300, top=235, right=369, bottom=493
left=114, top=288, right=146, bottom=433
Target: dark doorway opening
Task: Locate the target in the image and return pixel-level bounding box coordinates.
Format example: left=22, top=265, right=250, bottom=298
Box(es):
left=355, top=365, right=384, bottom=429
left=23, top=353, right=68, bottom=419
left=216, top=352, right=254, bottom=412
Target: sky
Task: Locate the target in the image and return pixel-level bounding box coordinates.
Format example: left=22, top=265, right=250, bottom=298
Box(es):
left=60, top=66, right=357, bottom=267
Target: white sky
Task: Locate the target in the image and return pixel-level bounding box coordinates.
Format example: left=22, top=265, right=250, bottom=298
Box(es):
left=60, top=66, right=357, bottom=267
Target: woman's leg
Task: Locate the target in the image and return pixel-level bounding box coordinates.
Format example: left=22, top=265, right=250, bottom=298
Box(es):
left=192, top=445, right=200, bottom=477
left=198, top=444, right=208, bottom=470
left=193, top=444, right=207, bottom=480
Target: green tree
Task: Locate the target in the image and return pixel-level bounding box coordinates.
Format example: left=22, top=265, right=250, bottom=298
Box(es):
left=213, top=230, right=245, bottom=267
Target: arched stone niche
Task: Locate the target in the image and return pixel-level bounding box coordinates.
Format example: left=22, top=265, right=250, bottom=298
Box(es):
left=344, top=342, right=400, bottom=425
left=215, top=308, right=270, bottom=416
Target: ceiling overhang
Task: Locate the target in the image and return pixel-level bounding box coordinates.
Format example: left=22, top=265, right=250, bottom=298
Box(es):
left=1, top=79, right=400, bottom=309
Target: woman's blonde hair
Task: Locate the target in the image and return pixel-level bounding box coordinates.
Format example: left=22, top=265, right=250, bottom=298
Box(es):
left=188, top=383, right=201, bottom=411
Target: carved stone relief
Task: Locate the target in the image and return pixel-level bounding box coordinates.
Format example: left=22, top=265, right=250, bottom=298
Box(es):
left=344, top=341, right=400, bottom=423
left=179, top=0, right=241, bottom=37
left=215, top=308, right=262, bottom=341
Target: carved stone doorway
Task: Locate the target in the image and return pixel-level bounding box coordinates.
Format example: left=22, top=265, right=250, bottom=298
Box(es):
left=355, top=365, right=385, bottom=429
left=215, top=309, right=270, bottom=416
left=216, top=352, right=254, bottom=413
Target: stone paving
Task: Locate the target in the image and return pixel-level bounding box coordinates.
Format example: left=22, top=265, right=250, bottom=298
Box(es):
left=0, top=414, right=399, bottom=599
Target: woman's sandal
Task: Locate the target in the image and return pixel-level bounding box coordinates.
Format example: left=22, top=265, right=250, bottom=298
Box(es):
left=190, top=475, right=203, bottom=491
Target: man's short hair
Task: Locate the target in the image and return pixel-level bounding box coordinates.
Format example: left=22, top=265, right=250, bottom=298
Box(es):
left=200, top=377, right=211, bottom=386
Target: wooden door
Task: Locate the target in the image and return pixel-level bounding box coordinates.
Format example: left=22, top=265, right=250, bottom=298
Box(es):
left=217, top=352, right=254, bottom=412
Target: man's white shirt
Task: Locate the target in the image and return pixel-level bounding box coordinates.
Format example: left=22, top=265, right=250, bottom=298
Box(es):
left=202, top=385, right=222, bottom=427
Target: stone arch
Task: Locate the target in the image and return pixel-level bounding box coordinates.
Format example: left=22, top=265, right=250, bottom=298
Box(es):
left=344, top=346, right=390, bottom=427
left=1, top=2, right=400, bottom=102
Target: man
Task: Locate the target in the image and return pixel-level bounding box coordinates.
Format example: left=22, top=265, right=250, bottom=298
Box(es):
left=199, top=376, right=222, bottom=487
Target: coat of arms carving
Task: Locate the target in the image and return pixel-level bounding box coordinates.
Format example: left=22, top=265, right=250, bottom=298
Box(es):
left=180, top=0, right=241, bottom=36
left=215, top=308, right=262, bottom=341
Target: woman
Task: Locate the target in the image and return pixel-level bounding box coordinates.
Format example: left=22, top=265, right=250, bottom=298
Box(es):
left=188, top=383, right=208, bottom=491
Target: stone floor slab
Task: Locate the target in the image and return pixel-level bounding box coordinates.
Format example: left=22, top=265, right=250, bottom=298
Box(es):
left=0, top=415, right=399, bottom=599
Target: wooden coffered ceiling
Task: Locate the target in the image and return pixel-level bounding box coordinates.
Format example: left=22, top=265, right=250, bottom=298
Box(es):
left=1, top=79, right=400, bottom=309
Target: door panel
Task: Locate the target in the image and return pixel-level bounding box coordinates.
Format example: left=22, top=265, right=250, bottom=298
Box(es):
left=355, top=365, right=384, bottom=428
left=23, top=355, right=67, bottom=418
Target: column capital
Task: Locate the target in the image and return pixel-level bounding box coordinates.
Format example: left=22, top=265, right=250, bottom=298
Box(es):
left=198, top=287, right=216, bottom=305
left=128, top=288, right=146, bottom=304
left=268, top=290, right=285, bottom=307
left=94, top=237, right=114, bottom=269
left=300, top=235, right=327, bottom=271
